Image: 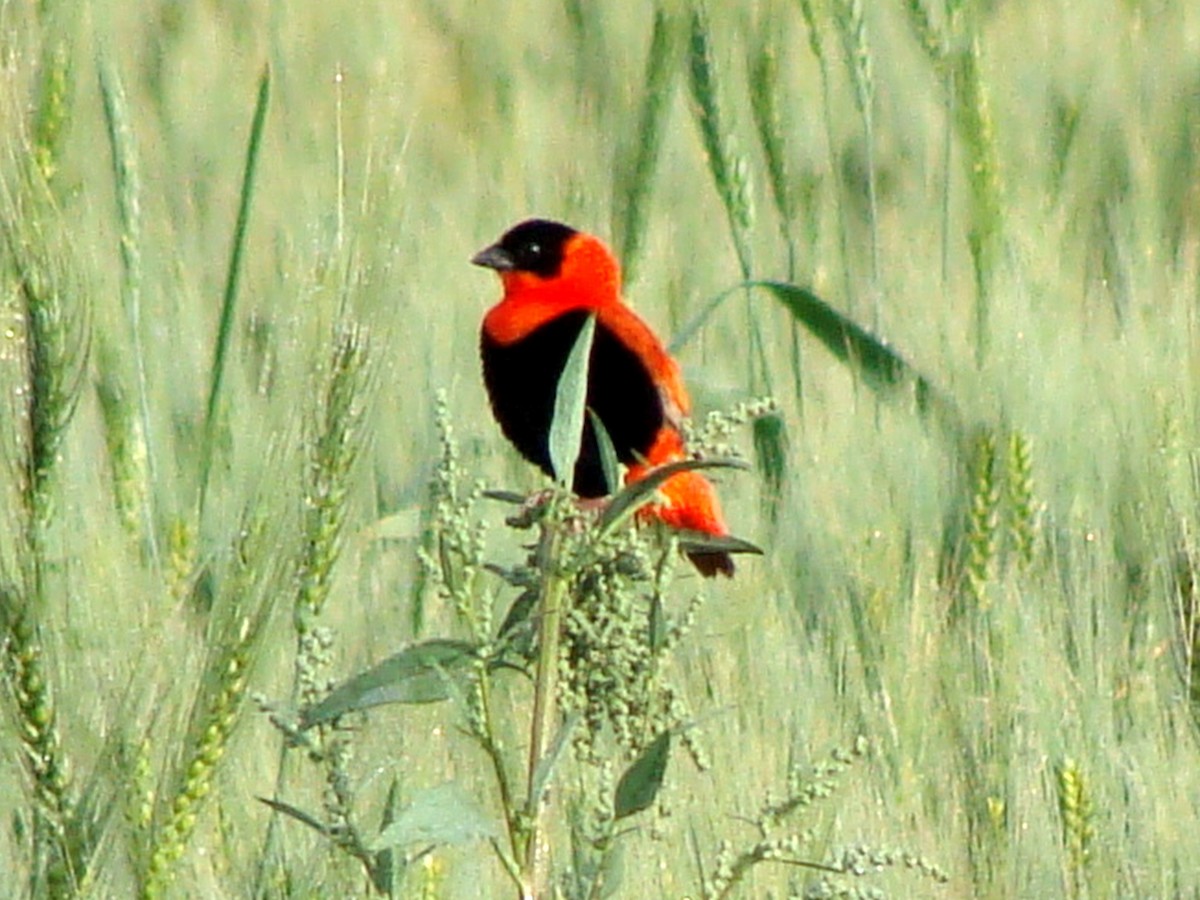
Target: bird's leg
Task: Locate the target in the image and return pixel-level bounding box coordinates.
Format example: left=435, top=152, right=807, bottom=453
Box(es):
left=505, top=489, right=610, bottom=531
left=504, top=488, right=556, bottom=529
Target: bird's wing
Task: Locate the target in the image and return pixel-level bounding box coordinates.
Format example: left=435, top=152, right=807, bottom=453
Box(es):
left=596, top=302, right=691, bottom=430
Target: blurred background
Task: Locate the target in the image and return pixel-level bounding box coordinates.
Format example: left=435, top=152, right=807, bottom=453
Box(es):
left=1, top=0, right=1199, bottom=896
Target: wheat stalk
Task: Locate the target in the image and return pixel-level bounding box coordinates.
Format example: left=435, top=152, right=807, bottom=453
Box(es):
left=832, top=0, right=881, bottom=324
left=141, top=617, right=257, bottom=899
left=747, top=30, right=796, bottom=269
left=1006, top=430, right=1036, bottom=567
left=687, top=6, right=755, bottom=278
left=901, top=0, right=1004, bottom=365
left=295, top=322, right=373, bottom=631
left=1055, top=757, right=1095, bottom=900
left=614, top=5, right=683, bottom=284
left=32, top=36, right=69, bottom=186
left=796, top=0, right=856, bottom=309
left=99, top=62, right=160, bottom=569
left=966, top=429, right=1000, bottom=610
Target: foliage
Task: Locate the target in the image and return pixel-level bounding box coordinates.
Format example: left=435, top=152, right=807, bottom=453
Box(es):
left=0, top=0, right=1198, bottom=897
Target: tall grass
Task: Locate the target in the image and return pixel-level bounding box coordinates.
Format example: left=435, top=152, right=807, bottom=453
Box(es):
left=98, top=61, right=158, bottom=565
left=901, top=0, right=1004, bottom=366
left=1, top=1, right=1199, bottom=897
left=612, top=5, right=683, bottom=287
left=198, top=65, right=271, bottom=519
left=2, top=146, right=92, bottom=895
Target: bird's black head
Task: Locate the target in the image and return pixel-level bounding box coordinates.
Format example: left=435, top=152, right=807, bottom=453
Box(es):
left=471, top=219, right=578, bottom=279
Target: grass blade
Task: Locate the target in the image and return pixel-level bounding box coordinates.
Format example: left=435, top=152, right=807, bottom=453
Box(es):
left=372, top=779, right=404, bottom=895
left=199, top=64, right=271, bottom=517
left=753, top=281, right=908, bottom=389
left=674, top=277, right=967, bottom=498
left=257, top=797, right=333, bottom=837
left=747, top=280, right=962, bottom=439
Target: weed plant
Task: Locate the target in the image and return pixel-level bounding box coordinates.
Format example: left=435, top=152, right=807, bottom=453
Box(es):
left=1, top=1, right=1199, bottom=897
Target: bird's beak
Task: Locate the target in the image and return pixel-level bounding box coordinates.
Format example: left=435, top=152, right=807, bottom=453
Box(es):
left=471, top=243, right=515, bottom=272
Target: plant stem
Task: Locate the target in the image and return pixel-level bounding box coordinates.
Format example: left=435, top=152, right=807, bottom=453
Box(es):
left=522, top=517, right=569, bottom=898
left=477, top=666, right=521, bottom=860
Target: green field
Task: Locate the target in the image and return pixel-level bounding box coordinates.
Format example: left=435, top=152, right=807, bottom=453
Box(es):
left=3, top=1, right=1200, bottom=897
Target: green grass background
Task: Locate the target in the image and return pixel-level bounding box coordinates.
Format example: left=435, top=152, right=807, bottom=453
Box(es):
left=3, top=0, right=1200, bottom=896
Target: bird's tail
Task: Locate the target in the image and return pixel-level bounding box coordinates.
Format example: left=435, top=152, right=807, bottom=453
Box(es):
left=626, top=430, right=734, bottom=578
left=685, top=546, right=736, bottom=578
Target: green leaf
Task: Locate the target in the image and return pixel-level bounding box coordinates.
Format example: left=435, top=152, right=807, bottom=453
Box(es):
left=482, top=489, right=528, bottom=505
left=370, top=782, right=500, bottom=852
left=549, top=314, right=596, bottom=486
left=614, top=731, right=671, bottom=819
left=598, top=457, right=750, bottom=535
left=749, top=280, right=963, bottom=436
left=496, top=587, right=538, bottom=660
left=670, top=280, right=964, bottom=446
left=753, top=281, right=912, bottom=389
left=672, top=529, right=763, bottom=559
left=587, top=407, right=621, bottom=495
left=300, top=639, right=477, bottom=728
left=372, top=778, right=404, bottom=895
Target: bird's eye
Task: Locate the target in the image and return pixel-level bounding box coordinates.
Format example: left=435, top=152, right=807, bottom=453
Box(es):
left=497, top=220, right=573, bottom=276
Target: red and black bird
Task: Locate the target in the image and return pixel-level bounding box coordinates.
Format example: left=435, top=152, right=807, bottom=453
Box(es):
left=473, top=218, right=742, bottom=577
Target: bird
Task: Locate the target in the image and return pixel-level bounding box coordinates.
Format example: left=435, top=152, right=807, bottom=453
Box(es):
left=472, top=218, right=741, bottom=577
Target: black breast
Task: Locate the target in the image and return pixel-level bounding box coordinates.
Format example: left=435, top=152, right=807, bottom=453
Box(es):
left=480, top=309, right=665, bottom=498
